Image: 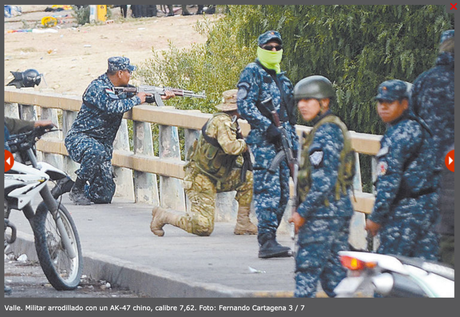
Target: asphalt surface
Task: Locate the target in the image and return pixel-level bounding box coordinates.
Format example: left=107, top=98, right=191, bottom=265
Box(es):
left=4, top=253, right=144, bottom=298
left=5, top=195, right=305, bottom=298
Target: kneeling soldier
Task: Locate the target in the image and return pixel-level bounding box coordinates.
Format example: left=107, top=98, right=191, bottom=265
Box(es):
left=150, top=89, right=257, bottom=236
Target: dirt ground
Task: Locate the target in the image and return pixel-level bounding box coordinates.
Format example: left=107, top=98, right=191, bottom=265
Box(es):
left=4, top=5, right=215, bottom=96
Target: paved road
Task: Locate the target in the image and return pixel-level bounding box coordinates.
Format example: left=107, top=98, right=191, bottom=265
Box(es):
left=6, top=194, right=302, bottom=298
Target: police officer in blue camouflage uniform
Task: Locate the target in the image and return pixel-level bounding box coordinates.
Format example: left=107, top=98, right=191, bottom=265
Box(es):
left=65, top=56, right=174, bottom=205
left=411, top=30, right=454, bottom=166
left=289, top=76, right=354, bottom=298
left=365, top=80, right=440, bottom=261
left=237, top=30, right=299, bottom=258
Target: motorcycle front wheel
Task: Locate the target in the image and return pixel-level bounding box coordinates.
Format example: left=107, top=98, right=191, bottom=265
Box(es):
left=31, top=201, right=83, bottom=290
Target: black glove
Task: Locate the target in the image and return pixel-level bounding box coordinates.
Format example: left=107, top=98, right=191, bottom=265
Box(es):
left=266, top=124, right=281, bottom=144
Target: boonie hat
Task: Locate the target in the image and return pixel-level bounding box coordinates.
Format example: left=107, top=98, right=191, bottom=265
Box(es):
left=375, top=80, right=409, bottom=101
left=258, top=30, right=282, bottom=46
left=108, top=56, right=136, bottom=72
left=215, top=89, right=238, bottom=111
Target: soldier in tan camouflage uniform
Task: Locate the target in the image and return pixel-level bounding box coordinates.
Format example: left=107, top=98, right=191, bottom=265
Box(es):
left=150, top=89, right=257, bottom=236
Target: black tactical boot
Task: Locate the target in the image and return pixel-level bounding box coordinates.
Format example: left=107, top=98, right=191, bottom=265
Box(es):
left=258, top=233, right=292, bottom=259
left=69, top=178, right=92, bottom=205
left=196, top=5, right=204, bottom=15
left=51, top=176, right=75, bottom=199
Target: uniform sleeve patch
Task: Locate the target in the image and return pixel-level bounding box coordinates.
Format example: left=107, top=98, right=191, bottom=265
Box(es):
left=237, top=82, right=250, bottom=100
left=105, top=88, right=120, bottom=100
left=378, top=161, right=388, bottom=176
left=309, top=150, right=324, bottom=167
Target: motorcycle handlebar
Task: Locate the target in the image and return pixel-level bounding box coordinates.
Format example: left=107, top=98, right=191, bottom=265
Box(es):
left=7, top=128, right=60, bottom=153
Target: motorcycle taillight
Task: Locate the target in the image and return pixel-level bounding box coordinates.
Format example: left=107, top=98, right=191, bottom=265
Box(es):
left=340, top=255, right=377, bottom=271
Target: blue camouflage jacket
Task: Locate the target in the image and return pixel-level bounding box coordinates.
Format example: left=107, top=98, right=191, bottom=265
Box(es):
left=66, top=73, right=141, bottom=154
left=369, top=112, right=439, bottom=224
left=237, top=60, right=299, bottom=153
left=411, top=52, right=454, bottom=161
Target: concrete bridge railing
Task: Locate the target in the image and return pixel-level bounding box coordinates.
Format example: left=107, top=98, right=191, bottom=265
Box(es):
left=4, top=87, right=380, bottom=248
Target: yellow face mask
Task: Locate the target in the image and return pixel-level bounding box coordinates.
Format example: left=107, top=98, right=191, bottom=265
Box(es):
left=257, top=46, right=283, bottom=74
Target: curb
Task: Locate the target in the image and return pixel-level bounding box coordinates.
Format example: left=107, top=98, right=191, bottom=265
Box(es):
left=8, top=231, right=294, bottom=298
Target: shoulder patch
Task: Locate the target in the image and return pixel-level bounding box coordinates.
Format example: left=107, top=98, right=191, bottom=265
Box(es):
left=105, top=87, right=120, bottom=100
left=309, top=150, right=324, bottom=167
left=237, top=86, right=248, bottom=100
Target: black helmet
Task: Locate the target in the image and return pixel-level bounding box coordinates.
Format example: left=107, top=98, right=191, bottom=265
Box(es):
left=294, top=75, right=335, bottom=101
left=22, top=69, right=41, bottom=87
left=7, top=69, right=41, bottom=88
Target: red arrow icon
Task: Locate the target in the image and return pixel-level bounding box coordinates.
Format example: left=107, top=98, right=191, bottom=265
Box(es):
left=445, top=149, right=454, bottom=172
left=5, top=150, right=15, bottom=172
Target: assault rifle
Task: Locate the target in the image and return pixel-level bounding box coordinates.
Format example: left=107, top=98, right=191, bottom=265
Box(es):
left=263, top=97, right=298, bottom=240
left=232, top=115, right=253, bottom=183
left=263, top=98, right=296, bottom=178
left=113, top=85, right=206, bottom=107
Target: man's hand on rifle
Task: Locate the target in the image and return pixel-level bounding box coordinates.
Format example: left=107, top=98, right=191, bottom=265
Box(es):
left=137, top=92, right=150, bottom=104
left=161, top=90, right=175, bottom=100
left=288, top=211, right=305, bottom=234
left=266, top=124, right=282, bottom=144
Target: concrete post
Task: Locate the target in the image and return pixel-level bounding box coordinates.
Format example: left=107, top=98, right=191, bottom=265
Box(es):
left=4, top=102, right=20, bottom=119
left=370, top=156, right=380, bottom=251
left=62, top=110, right=80, bottom=180
left=349, top=152, right=367, bottom=250
left=133, top=121, right=159, bottom=205
left=39, top=107, right=64, bottom=170
left=159, top=121, right=185, bottom=211
left=113, top=119, right=135, bottom=201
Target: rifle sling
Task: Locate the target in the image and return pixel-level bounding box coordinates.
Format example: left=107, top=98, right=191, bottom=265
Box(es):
left=255, top=60, right=293, bottom=125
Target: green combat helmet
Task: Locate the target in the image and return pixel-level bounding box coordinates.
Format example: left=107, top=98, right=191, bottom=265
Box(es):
left=293, top=75, right=335, bottom=101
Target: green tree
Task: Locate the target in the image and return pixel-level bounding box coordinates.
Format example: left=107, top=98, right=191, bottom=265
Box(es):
left=136, top=5, right=453, bottom=189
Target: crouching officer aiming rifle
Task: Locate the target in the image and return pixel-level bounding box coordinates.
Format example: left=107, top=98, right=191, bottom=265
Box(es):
left=113, top=85, right=206, bottom=107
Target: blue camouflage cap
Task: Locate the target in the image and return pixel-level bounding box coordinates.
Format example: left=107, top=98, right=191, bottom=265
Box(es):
left=107, top=56, right=136, bottom=72
left=440, top=30, right=454, bottom=44
left=375, top=80, right=409, bottom=101
left=258, top=30, right=282, bottom=46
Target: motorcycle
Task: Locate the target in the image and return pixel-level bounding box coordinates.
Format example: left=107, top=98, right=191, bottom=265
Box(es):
left=4, top=126, right=83, bottom=290
left=334, top=250, right=454, bottom=298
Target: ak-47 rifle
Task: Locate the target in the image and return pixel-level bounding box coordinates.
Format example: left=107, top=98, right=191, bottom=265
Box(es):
left=232, top=115, right=253, bottom=183
left=113, top=85, right=206, bottom=107
left=263, top=97, right=296, bottom=178
left=263, top=97, right=298, bottom=239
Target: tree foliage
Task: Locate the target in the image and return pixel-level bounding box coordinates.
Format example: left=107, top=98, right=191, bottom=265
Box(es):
left=136, top=5, right=453, bottom=189
left=138, top=4, right=453, bottom=134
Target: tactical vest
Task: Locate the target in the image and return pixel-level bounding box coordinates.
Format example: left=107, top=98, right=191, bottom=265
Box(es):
left=297, top=114, right=356, bottom=207
left=188, top=113, right=239, bottom=183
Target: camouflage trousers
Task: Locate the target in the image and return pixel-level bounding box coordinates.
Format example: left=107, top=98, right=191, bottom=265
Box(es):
left=377, top=213, right=440, bottom=261
left=65, top=134, right=115, bottom=203
left=181, top=165, right=253, bottom=236
left=294, top=216, right=351, bottom=298
left=253, top=159, right=290, bottom=239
